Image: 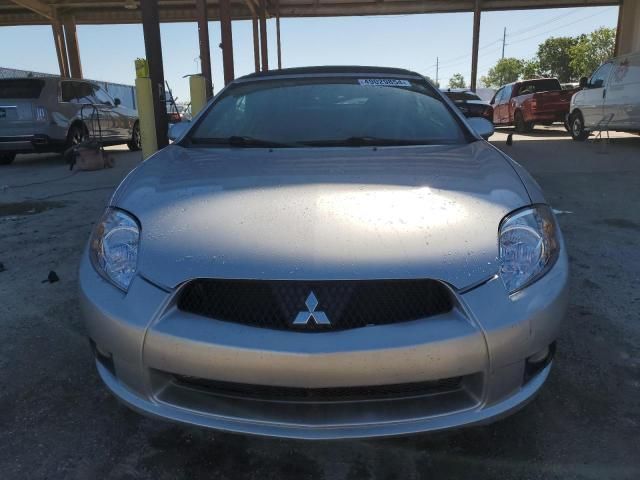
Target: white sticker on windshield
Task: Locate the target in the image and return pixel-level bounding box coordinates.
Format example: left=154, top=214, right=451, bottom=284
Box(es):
left=358, top=79, right=411, bottom=87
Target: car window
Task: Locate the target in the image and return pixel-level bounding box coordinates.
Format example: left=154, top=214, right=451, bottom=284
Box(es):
left=189, top=77, right=467, bottom=146
left=445, top=91, right=482, bottom=102
left=93, top=87, right=114, bottom=106
left=502, top=84, right=513, bottom=101
left=590, top=63, right=613, bottom=88
left=491, top=87, right=503, bottom=104
left=518, top=79, right=561, bottom=95
left=0, top=79, right=45, bottom=99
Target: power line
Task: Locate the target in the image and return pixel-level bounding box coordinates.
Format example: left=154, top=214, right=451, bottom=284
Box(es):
left=507, top=7, right=616, bottom=46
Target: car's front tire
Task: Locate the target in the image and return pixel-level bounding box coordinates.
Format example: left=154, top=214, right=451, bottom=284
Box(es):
left=127, top=122, right=141, bottom=151
left=66, top=122, right=88, bottom=149
left=514, top=111, right=533, bottom=133
left=0, top=152, right=16, bottom=165
left=570, top=111, right=589, bottom=141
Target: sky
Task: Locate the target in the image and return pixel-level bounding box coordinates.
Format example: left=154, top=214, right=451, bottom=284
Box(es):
left=0, top=5, right=619, bottom=101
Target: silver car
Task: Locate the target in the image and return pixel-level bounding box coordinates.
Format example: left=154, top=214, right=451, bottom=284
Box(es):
left=0, top=77, right=140, bottom=165
left=80, top=67, right=568, bottom=439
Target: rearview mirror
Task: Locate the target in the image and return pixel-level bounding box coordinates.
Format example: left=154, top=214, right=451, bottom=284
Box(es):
left=168, top=121, right=190, bottom=141
left=467, top=117, right=494, bottom=140
left=579, top=76, right=588, bottom=89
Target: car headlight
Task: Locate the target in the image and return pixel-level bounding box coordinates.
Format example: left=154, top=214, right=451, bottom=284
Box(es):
left=499, top=205, right=560, bottom=294
left=90, top=208, right=140, bottom=291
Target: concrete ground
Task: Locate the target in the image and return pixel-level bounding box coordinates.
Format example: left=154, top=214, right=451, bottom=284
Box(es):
left=1, top=128, right=639, bottom=479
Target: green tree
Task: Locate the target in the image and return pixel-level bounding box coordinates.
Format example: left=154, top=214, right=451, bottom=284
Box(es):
left=569, top=27, right=616, bottom=78
left=521, top=59, right=541, bottom=79
left=481, top=57, right=523, bottom=88
left=537, top=36, right=578, bottom=82
left=448, top=73, right=466, bottom=88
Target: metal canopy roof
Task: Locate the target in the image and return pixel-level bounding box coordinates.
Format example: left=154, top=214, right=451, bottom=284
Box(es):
left=0, top=0, right=619, bottom=26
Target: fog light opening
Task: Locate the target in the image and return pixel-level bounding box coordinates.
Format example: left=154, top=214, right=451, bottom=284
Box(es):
left=524, top=342, right=556, bottom=384
left=89, top=338, right=116, bottom=376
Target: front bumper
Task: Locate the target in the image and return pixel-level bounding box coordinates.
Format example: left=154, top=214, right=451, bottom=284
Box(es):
left=79, top=251, right=569, bottom=439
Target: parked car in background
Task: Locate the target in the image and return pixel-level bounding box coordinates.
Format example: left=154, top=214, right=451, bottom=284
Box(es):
left=81, top=66, right=567, bottom=439
left=0, top=77, right=140, bottom=165
left=491, top=78, right=577, bottom=133
left=442, top=88, right=493, bottom=121
left=568, top=52, right=640, bottom=141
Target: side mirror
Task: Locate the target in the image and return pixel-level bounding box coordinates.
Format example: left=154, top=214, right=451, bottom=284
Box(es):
left=579, top=77, right=588, bottom=89
left=467, top=117, right=494, bottom=140
left=168, top=121, right=190, bottom=141
left=114, top=97, right=121, bottom=106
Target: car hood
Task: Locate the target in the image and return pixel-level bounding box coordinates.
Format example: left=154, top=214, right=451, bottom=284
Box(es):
left=112, top=142, right=532, bottom=290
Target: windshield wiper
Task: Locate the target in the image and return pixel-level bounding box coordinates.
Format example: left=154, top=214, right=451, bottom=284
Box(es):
left=300, top=137, right=439, bottom=147
left=189, top=136, right=299, bottom=148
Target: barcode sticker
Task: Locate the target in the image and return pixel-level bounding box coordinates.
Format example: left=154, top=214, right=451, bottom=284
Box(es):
left=358, top=79, right=411, bottom=87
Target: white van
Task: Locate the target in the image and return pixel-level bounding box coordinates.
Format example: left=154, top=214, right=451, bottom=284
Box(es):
left=568, top=52, right=640, bottom=141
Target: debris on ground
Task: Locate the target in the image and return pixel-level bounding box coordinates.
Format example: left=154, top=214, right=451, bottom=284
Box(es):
left=42, top=271, right=60, bottom=283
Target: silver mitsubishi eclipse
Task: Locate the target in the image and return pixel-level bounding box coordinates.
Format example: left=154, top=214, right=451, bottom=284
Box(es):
left=79, top=66, right=568, bottom=439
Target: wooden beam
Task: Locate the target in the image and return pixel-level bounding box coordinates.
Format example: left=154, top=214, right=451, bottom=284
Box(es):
left=259, top=0, right=268, bottom=70
left=0, top=0, right=621, bottom=26
left=195, top=0, right=213, bottom=98
left=140, top=0, right=169, bottom=149
left=470, top=0, right=481, bottom=91
left=63, top=18, right=83, bottom=78
left=9, top=0, right=53, bottom=19
left=276, top=0, right=281, bottom=69
left=220, top=0, right=235, bottom=84
left=252, top=15, right=260, bottom=72
left=51, top=20, right=70, bottom=77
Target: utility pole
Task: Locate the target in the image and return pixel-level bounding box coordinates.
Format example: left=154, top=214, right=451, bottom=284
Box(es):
left=502, top=27, right=506, bottom=59
left=435, top=57, right=439, bottom=87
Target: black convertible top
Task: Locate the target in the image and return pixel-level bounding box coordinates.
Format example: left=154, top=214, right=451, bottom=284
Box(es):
left=237, top=66, right=423, bottom=81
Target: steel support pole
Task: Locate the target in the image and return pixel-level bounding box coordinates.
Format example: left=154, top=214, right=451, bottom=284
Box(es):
left=63, top=18, right=83, bottom=78
left=276, top=0, right=282, bottom=69
left=140, top=0, right=168, bottom=149
left=259, top=0, right=268, bottom=71
left=219, top=0, right=235, bottom=85
left=51, top=20, right=69, bottom=78
left=252, top=16, right=260, bottom=72
left=195, top=0, right=213, bottom=98
left=470, top=0, right=481, bottom=92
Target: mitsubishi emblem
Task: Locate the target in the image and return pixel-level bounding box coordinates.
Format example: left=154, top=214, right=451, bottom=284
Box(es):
left=293, top=291, right=331, bottom=326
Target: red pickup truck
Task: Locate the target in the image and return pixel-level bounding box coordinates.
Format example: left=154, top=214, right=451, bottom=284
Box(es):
left=490, top=78, right=577, bottom=132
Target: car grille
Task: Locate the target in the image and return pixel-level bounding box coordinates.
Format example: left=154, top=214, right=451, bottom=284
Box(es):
left=173, top=375, right=464, bottom=402
left=177, top=279, right=453, bottom=331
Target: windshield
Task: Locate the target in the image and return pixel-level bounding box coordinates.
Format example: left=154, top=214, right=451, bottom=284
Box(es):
left=518, top=79, right=562, bottom=94
left=445, top=91, right=482, bottom=102
left=188, top=77, right=467, bottom=147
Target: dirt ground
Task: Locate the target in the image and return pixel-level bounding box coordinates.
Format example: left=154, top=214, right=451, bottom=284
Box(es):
left=1, top=128, right=639, bottom=479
